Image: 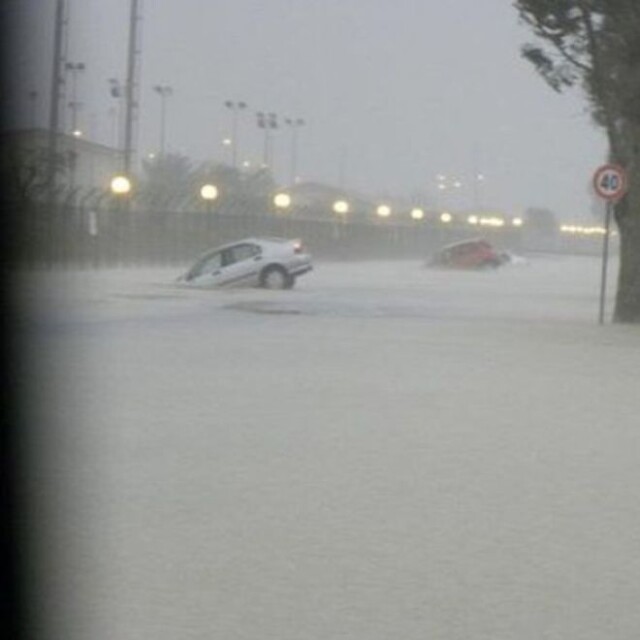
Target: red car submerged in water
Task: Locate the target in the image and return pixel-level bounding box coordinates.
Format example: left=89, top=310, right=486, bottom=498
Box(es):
left=428, top=238, right=504, bottom=270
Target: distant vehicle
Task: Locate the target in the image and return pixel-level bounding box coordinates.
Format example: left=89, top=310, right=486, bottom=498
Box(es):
left=496, top=250, right=529, bottom=266
left=177, top=237, right=313, bottom=289
left=427, top=238, right=503, bottom=270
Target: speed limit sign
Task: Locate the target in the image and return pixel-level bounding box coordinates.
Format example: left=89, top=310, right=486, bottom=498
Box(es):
left=593, top=164, right=628, bottom=201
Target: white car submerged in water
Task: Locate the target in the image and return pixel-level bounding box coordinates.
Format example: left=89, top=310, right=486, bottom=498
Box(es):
left=177, top=237, right=313, bottom=289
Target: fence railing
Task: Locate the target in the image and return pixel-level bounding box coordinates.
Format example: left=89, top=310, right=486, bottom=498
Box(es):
left=12, top=196, right=608, bottom=269
left=13, top=201, right=534, bottom=269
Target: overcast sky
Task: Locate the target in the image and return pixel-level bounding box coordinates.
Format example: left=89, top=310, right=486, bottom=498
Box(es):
left=8, top=0, right=607, bottom=219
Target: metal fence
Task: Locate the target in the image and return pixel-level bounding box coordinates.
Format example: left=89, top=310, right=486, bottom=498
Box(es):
left=13, top=200, right=533, bottom=268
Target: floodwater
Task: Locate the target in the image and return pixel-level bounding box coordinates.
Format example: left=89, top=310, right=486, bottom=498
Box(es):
left=19, top=255, right=640, bottom=640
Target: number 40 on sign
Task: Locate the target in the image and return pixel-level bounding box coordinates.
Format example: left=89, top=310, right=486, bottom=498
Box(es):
left=593, top=164, right=628, bottom=201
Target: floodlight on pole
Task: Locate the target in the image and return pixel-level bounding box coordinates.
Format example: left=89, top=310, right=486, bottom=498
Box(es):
left=257, top=111, right=278, bottom=169
left=284, top=117, right=305, bottom=184
left=224, top=100, right=248, bottom=168
left=153, top=84, right=173, bottom=155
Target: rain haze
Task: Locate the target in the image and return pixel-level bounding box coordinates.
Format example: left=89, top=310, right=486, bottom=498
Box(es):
left=10, top=0, right=607, bottom=217
left=4, top=2, right=640, bottom=640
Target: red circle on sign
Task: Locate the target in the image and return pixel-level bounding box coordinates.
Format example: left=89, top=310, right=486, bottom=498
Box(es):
left=593, top=164, right=628, bottom=201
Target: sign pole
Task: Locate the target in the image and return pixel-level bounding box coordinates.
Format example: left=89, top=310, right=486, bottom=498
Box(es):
left=592, top=163, right=627, bottom=325
left=598, top=201, right=613, bottom=325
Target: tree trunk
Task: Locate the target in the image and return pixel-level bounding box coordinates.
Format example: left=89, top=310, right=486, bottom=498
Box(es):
left=614, top=166, right=640, bottom=322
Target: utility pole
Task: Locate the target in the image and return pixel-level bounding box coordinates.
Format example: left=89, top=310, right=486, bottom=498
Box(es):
left=123, top=0, right=142, bottom=176
left=47, top=0, right=67, bottom=204
left=65, top=61, right=85, bottom=133
left=108, top=78, right=125, bottom=151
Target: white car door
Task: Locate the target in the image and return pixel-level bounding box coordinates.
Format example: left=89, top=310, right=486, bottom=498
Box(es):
left=216, top=243, right=263, bottom=287
left=188, top=250, right=226, bottom=286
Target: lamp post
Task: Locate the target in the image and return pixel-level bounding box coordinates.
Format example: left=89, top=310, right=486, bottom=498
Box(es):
left=284, top=117, right=305, bottom=185
left=65, top=61, right=85, bottom=133
left=224, top=100, right=247, bottom=168
left=153, top=84, right=173, bottom=156
left=65, top=62, right=85, bottom=200
left=200, top=183, right=219, bottom=214
left=273, top=191, right=291, bottom=236
left=108, top=78, right=125, bottom=151
left=110, top=174, right=132, bottom=263
left=435, top=174, right=463, bottom=211
left=257, top=111, right=278, bottom=170
left=473, top=173, right=485, bottom=210
left=332, top=199, right=349, bottom=240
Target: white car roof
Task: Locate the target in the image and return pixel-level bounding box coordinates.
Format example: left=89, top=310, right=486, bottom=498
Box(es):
left=198, top=237, right=293, bottom=255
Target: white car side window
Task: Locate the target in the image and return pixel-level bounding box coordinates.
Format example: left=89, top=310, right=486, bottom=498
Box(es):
left=230, top=244, right=260, bottom=263
left=200, top=252, right=222, bottom=273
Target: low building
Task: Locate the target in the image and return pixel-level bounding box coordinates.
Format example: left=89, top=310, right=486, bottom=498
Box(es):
left=1, top=128, right=122, bottom=202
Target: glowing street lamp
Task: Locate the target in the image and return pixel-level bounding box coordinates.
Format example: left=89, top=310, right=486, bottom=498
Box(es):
left=512, top=217, right=524, bottom=227
left=273, top=192, right=291, bottom=210
left=110, top=175, right=132, bottom=196
left=410, top=207, right=424, bottom=221
left=200, top=183, right=219, bottom=216
left=333, top=199, right=350, bottom=215
left=200, top=184, right=219, bottom=201
left=440, top=212, right=453, bottom=223
left=468, top=215, right=479, bottom=225
left=376, top=204, right=391, bottom=218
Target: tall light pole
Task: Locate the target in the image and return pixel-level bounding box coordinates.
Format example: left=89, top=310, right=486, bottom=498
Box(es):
left=108, top=78, right=125, bottom=151
left=47, top=0, right=67, bottom=205
left=224, top=100, right=247, bottom=168
left=256, top=111, right=278, bottom=170
left=284, top=117, right=305, bottom=185
left=65, top=61, right=85, bottom=133
left=473, top=173, right=485, bottom=210
left=153, top=84, right=173, bottom=155
left=123, top=0, right=143, bottom=176
left=471, top=143, right=484, bottom=210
